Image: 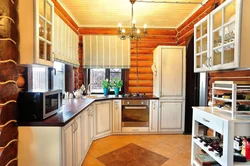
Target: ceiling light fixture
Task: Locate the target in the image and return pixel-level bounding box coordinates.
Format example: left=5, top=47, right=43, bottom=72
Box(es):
left=117, top=0, right=148, bottom=40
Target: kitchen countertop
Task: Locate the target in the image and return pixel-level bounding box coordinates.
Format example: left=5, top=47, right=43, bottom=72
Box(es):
left=18, top=95, right=159, bottom=127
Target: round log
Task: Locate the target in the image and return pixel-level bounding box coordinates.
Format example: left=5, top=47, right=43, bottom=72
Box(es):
left=16, top=75, right=25, bottom=88
left=0, top=61, right=18, bottom=82
left=0, top=122, right=18, bottom=147
left=0, top=83, right=18, bottom=103
left=0, top=40, right=19, bottom=62
left=0, top=102, right=17, bottom=125
left=0, top=140, right=17, bottom=166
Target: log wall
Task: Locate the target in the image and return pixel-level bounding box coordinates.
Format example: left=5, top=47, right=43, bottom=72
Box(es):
left=176, top=0, right=220, bottom=46
left=79, top=28, right=177, bottom=95
left=0, top=0, right=19, bottom=165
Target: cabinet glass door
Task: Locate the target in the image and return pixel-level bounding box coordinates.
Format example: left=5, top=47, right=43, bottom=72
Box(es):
left=211, top=0, right=236, bottom=69
left=37, top=0, right=53, bottom=64
left=194, top=15, right=209, bottom=72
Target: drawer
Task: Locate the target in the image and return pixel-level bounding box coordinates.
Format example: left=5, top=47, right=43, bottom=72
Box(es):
left=194, top=109, right=224, bottom=134
left=122, top=127, right=149, bottom=133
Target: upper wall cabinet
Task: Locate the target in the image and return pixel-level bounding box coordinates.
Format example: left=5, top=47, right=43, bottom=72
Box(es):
left=194, top=0, right=250, bottom=72
left=194, top=15, right=210, bottom=72
left=19, top=0, right=54, bottom=67
left=53, top=14, right=79, bottom=67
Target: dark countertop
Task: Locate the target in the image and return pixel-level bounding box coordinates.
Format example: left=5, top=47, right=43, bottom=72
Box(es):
left=17, top=95, right=159, bottom=127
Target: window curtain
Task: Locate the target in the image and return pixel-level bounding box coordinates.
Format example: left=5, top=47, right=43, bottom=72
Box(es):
left=83, top=35, right=130, bottom=68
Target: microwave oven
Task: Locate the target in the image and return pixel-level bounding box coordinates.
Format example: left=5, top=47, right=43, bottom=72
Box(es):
left=17, top=89, right=62, bottom=120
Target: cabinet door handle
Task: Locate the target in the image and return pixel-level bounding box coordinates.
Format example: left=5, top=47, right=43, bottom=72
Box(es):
left=74, top=120, right=78, bottom=131
left=208, top=57, right=212, bottom=67
left=73, top=121, right=76, bottom=133
left=203, top=118, right=210, bottom=123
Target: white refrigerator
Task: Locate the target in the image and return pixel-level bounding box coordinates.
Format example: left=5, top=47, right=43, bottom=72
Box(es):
left=153, top=46, right=186, bottom=133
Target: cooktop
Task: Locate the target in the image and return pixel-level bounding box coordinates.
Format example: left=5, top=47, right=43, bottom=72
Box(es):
left=122, top=93, right=146, bottom=98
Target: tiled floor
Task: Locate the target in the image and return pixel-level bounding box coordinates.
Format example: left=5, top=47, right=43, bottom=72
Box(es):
left=82, top=134, right=192, bottom=166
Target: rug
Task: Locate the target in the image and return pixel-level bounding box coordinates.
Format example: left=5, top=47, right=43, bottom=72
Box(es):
left=97, top=143, right=169, bottom=166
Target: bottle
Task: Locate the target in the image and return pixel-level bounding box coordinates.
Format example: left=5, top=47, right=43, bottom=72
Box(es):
left=241, top=137, right=246, bottom=156
left=234, top=136, right=242, bottom=153
left=246, top=137, right=250, bottom=160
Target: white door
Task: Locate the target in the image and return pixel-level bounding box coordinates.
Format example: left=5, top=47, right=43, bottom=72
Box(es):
left=82, top=109, right=89, bottom=156
left=88, top=108, right=94, bottom=145
left=113, top=100, right=121, bottom=133
left=149, top=100, right=159, bottom=132
left=95, top=101, right=112, bottom=138
left=74, top=115, right=82, bottom=166
left=63, top=124, right=73, bottom=166
left=160, top=47, right=186, bottom=100
left=159, top=100, right=185, bottom=133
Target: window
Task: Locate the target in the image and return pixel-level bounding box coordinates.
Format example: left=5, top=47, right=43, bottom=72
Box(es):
left=32, top=66, right=47, bottom=90
left=88, top=69, right=124, bottom=94
left=31, top=62, right=65, bottom=92
left=52, top=61, right=65, bottom=92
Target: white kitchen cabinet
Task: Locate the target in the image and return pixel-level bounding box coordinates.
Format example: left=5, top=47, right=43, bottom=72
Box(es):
left=113, top=100, right=122, bottom=133
left=159, top=100, right=185, bottom=133
left=88, top=106, right=95, bottom=145
left=149, top=100, right=159, bottom=132
left=95, top=101, right=112, bottom=138
left=194, top=0, right=250, bottom=72
left=53, top=14, right=79, bottom=67
left=153, top=46, right=186, bottom=100
left=191, top=107, right=250, bottom=166
left=62, top=120, right=74, bottom=166
left=74, top=115, right=82, bottom=166
left=19, top=0, right=54, bottom=66
left=153, top=46, right=186, bottom=134
left=62, top=113, right=83, bottom=166
left=81, top=108, right=89, bottom=157
left=194, top=15, right=210, bottom=72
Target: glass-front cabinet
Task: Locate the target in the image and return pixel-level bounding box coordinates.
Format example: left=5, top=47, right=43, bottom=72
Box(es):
left=19, top=0, right=54, bottom=66
left=194, top=0, right=250, bottom=72
left=194, top=15, right=210, bottom=72
left=38, top=0, right=54, bottom=64
left=210, top=0, right=237, bottom=70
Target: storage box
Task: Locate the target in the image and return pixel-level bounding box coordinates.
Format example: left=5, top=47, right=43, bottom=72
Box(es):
left=195, top=154, right=220, bottom=166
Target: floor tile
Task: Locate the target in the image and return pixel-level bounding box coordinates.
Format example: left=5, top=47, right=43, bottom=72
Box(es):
left=82, top=134, right=192, bottom=166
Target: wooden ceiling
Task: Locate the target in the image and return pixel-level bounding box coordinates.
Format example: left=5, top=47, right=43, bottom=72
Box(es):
left=58, top=0, right=207, bottom=28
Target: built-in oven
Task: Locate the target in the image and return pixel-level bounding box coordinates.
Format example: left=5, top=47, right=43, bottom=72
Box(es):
left=122, top=100, right=149, bottom=127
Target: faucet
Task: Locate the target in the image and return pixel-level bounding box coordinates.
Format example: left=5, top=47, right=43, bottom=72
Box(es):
left=87, top=83, right=97, bottom=96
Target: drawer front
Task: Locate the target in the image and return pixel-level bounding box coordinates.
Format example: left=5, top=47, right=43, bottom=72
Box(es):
left=194, top=110, right=224, bottom=134
left=122, top=127, right=149, bottom=132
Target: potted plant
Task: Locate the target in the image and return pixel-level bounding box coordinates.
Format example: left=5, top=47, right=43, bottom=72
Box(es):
left=102, top=79, right=111, bottom=96
left=112, top=78, right=123, bottom=96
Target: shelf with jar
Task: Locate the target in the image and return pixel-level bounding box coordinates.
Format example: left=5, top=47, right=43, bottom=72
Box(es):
left=212, top=81, right=250, bottom=119
left=194, top=0, right=250, bottom=73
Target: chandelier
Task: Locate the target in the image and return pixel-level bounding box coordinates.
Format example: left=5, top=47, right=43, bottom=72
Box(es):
left=117, top=0, right=148, bottom=40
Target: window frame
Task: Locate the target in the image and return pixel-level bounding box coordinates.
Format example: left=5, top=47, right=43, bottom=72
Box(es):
left=86, top=69, right=125, bottom=95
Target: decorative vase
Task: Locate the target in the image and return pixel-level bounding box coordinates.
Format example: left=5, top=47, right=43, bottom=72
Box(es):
left=103, top=87, right=109, bottom=96
left=114, top=87, right=119, bottom=96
